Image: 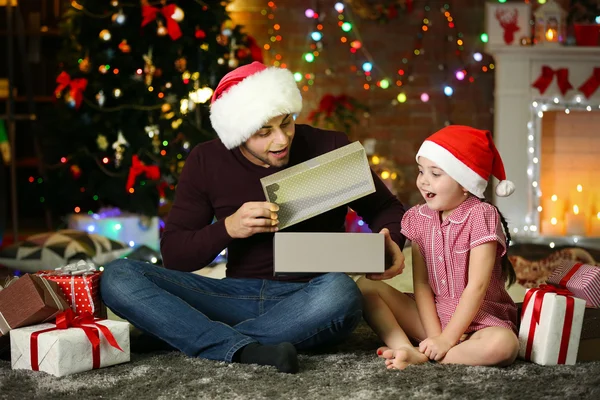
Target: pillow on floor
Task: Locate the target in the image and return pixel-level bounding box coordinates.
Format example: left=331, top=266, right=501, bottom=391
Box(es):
left=0, top=229, right=130, bottom=273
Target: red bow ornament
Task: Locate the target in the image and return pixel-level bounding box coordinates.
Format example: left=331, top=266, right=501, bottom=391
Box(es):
left=141, top=4, right=182, bottom=41
left=578, top=67, right=600, bottom=99
left=30, top=309, right=123, bottom=371
left=55, top=72, right=88, bottom=109
left=532, top=66, right=573, bottom=96
left=126, top=155, right=161, bottom=192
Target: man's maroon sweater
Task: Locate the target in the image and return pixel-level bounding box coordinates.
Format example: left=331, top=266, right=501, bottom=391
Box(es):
left=160, top=124, right=406, bottom=281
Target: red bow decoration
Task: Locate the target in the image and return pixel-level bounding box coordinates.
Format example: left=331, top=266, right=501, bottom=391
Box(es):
left=141, top=4, right=182, bottom=41
left=55, top=71, right=88, bottom=109
left=578, top=67, right=600, bottom=99
left=521, top=284, right=575, bottom=364
left=30, top=309, right=123, bottom=371
left=532, top=66, right=573, bottom=96
left=126, top=155, right=161, bottom=192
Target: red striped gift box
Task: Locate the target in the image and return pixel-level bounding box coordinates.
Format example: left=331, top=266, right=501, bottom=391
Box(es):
left=547, top=261, right=600, bottom=308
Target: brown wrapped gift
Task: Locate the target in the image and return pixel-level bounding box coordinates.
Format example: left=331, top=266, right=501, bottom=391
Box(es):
left=0, top=274, right=69, bottom=336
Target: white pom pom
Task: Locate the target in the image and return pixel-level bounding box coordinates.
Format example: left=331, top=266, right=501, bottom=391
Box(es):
left=495, top=180, right=515, bottom=197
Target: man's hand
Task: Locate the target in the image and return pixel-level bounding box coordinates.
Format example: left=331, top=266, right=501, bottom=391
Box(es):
left=418, top=335, right=455, bottom=361
left=366, top=228, right=405, bottom=281
left=225, top=202, right=279, bottom=239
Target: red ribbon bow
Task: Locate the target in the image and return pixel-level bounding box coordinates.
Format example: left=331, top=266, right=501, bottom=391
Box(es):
left=126, top=155, right=161, bottom=192
left=30, top=309, right=123, bottom=371
left=578, top=68, right=600, bottom=99
left=55, top=71, right=88, bottom=109
left=532, top=66, right=573, bottom=96
left=521, top=284, right=575, bottom=364
left=141, top=4, right=182, bottom=41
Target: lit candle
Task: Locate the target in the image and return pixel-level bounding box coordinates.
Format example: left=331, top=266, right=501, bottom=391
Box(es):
left=565, top=205, right=587, bottom=236
left=590, top=212, right=600, bottom=237
left=545, top=28, right=558, bottom=42
left=541, top=217, right=565, bottom=236
left=542, top=194, right=566, bottom=222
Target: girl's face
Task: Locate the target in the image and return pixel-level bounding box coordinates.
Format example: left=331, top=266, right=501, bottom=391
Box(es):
left=417, top=156, right=468, bottom=219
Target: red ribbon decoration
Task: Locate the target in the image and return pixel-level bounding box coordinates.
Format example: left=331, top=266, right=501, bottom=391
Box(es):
left=30, top=309, right=123, bottom=371
left=141, top=4, right=182, bottom=41
left=126, top=155, right=161, bottom=192
left=54, top=72, right=88, bottom=109
left=578, top=68, right=600, bottom=99
left=521, top=284, right=575, bottom=364
left=531, top=66, right=573, bottom=96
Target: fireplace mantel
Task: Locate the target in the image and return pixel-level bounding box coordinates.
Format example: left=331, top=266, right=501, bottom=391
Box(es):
left=486, top=44, right=600, bottom=237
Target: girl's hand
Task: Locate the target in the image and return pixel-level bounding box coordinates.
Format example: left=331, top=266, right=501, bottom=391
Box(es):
left=419, top=335, right=455, bottom=361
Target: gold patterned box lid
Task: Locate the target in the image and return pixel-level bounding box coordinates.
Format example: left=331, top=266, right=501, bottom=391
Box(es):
left=261, top=141, right=375, bottom=230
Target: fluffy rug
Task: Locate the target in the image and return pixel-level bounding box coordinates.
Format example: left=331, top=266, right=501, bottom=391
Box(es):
left=1, top=323, right=599, bottom=400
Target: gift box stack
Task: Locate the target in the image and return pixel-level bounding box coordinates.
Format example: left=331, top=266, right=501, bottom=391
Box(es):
left=0, top=261, right=130, bottom=377
left=518, top=260, right=600, bottom=365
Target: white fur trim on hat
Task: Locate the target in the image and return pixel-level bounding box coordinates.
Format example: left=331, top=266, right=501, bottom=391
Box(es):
left=210, top=67, right=302, bottom=149
left=416, top=140, right=488, bottom=198
left=495, top=180, right=515, bottom=197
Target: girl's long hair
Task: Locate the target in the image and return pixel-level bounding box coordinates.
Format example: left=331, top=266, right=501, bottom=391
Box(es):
left=485, top=201, right=517, bottom=286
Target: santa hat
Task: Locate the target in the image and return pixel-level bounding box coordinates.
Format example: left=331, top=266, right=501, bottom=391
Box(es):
left=416, top=125, right=515, bottom=198
left=209, top=62, right=303, bottom=149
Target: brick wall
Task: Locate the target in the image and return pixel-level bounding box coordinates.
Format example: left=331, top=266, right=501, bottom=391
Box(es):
left=229, top=0, right=570, bottom=205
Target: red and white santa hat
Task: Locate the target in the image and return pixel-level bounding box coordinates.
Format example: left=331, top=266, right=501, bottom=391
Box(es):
left=416, top=125, right=515, bottom=198
left=209, top=62, right=303, bottom=149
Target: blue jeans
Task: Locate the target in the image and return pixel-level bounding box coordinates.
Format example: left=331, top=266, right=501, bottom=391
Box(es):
left=100, top=259, right=363, bottom=362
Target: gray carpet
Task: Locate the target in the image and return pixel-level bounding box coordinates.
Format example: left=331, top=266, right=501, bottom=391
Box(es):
left=1, top=323, right=600, bottom=400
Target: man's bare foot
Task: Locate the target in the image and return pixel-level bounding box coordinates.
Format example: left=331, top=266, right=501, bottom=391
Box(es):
left=377, top=346, right=391, bottom=358
left=384, top=346, right=428, bottom=370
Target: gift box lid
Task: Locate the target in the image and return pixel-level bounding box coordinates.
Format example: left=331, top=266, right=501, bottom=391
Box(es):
left=260, top=141, right=375, bottom=230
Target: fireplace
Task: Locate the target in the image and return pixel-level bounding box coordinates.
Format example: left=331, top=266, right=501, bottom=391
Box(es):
left=487, top=44, right=600, bottom=244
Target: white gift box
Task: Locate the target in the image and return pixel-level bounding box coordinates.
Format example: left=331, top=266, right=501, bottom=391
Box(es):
left=11, top=319, right=130, bottom=377
left=68, top=212, right=160, bottom=251
left=518, top=288, right=585, bottom=365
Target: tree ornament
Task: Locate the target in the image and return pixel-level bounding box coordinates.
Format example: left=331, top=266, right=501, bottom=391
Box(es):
left=96, top=90, right=106, bottom=106
left=113, top=88, right=122, bottom=98
left=97, top=134, right=108, bottom=150
left=171, top=6, right=185, bottom=22
left=99, top=29, right=112, bottom=41
left=79, top=57, right=91, bottom=73
left=112, top=131, right=129, bottom=168
left=228, top=57, right=239, bottom=68
left=70, top=165, right=82, bottom=179
left=216, top=34, right=229, bottom=46
left=118, top=40, right=131, bottom=53
left=143, top=48, right=156, bottom=86
left=157, top=21, right=168, bottom=36
left=99, top=65, right=108, bottom=74
left=161, top=103, right=171, bottom=113
left=112, top=9, right=126, bottom=25
left=54, top=71, right=87, bottom=109
left=174, top=57, right=187, bottom=72
left=195, top=27, right=207, bottom=39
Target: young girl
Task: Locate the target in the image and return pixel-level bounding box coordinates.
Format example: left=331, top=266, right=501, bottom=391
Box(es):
left=358, top=125, right=519, bottom=370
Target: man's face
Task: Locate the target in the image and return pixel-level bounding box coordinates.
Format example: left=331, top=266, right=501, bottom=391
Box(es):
left=240, top=114, right=295, bottom=168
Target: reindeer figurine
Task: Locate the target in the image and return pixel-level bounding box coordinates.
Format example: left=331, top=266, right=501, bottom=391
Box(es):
left=495, top=8, right=520, bottom=45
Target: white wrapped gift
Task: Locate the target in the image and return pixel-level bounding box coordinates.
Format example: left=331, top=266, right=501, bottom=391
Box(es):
left=68, top=210, right=160, bottom=251
left=518, top=285, right=585, bottom=365
left=11, top=315, right=130, bottom=377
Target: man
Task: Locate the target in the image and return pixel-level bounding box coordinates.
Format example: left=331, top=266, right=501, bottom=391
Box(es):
left=101, top=62, right=406, bottom=374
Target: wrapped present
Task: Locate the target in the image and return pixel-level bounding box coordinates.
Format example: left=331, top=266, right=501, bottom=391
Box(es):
left=37, top=260, right=103, bottom=317
left=518, top=285, right=586, bottom=365
left=11, top=309, right=130, bottom=377
left=260, top=141, right=375, bottom=230
left=546, top=261, right=600, bottom=308
left=0, top=274, right=69, bottom=337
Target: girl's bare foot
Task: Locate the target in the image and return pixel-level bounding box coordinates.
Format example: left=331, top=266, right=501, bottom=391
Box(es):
left=377, top=346, right=391, bottom=358
left=384, top=346, right=428, bottom=370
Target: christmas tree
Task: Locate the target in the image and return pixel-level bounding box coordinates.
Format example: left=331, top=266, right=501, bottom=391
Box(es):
left=45, top=0, right=259, bottom=217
